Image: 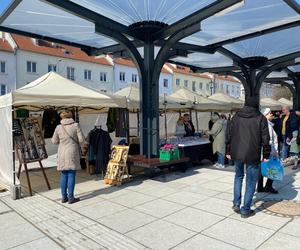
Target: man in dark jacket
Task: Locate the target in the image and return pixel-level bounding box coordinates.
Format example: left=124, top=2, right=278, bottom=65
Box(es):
left=226, top=97, right=271, bottom=218
left=278, top=107, right=299, bottom=159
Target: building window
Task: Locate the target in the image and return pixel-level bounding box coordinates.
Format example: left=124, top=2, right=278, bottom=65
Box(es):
left=1, top=84, right=6, bottom=95
left=184, top=80, right=188, bottom=87
left=27, top=61, right=37, bottom=73
left=231, top=85, right=234, bottom=94
left=120, top=72, right=125, bottom=82
left=48, top=64, right=57, bottom=72
left=226, top=85, right=229, bottom=94
left=67, top=67, right=75, bottom=80
left=199, top=82, right=203, bottom=89
left=176, top=78, right=180, bottom=86
left=132, top=74, right=137, bottom=83
left=84, top=69, right=92, bottom=80
left=0, top=61, right=5, bottom=73
left=206, top=83, right=209, bottom=91
left=192, top=81, right=196, bottom=91
left=100, top=72, right=107, bottom=82
left=163, top=79, right=168, bottom=87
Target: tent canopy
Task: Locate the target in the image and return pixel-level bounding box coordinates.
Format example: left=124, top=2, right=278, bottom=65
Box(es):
left=260, top=97, right=283, bottom=110
left=209, top=92, right=243, bottom=110
left=170, top=88, right=232, bottom=111
left=114, top=85, right=193, bottom=110
left=278, top=98, right=293, bottom=107
left=0, top=72, right=126, bottom=109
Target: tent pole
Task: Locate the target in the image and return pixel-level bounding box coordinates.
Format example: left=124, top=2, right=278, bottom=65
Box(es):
left=137, top=109, right=140, bottom=137
left=164, top=106, right=168, bottom=144
left=195, top=110, right=199, bottom=132
left=11, top=105, right=21, bottom=200
left=126, top=109, right=130, bottom=144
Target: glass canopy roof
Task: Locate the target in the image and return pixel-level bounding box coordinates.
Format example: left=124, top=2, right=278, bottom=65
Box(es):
left=1, top=0, right=118, bottom=48
left=224, top=26, right=300, bottom=59
left=182, top=0, right=300, bottom=46
left=71, top=0, right=215, bottom=26
left=288, top=64, right=300, bottom=72
left=172, top=52, right=233, bottom=68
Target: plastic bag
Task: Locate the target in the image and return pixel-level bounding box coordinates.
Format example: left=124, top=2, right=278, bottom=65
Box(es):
left=261, top=157, right=284, bottom=181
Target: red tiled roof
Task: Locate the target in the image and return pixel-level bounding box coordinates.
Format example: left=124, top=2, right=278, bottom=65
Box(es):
left=114, top=58, right=172, bottom=74
left=218, top=75, right=240, bottom=83
left=11, top=34, right=112, bottom=66
left=167, top=63, right=212, bottom=79
left=0, top=39, right=13, bottom=52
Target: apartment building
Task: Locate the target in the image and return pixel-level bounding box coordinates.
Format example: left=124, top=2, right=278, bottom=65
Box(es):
left=114, top=58, right=173, bottom=96
left=217, top=75, right=241, bottom=99
left=0, top=33, right=16, bottom=95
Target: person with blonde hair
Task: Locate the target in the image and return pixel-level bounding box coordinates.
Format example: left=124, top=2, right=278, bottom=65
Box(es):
left=175, top=116, right=185, bottom=137
left=52, top=110, right=85, bottom=204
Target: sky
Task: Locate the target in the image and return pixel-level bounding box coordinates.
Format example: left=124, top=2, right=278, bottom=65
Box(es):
left=0, top=0, right=12, bottom=16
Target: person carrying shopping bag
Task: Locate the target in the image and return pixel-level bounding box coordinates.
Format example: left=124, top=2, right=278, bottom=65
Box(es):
left=257, top=108, right=279, bottom=194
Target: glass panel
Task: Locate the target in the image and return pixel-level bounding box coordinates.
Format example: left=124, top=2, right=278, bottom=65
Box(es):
left=1, top=0, right=117, bottom=48
left=182, top=0, right=300, bottom=46
left=0, top=0, right=12, bottom=15
left=288, top=64, right=300, bottom=72
left=71, top=0, right=215, bottom=25
left=172, top=52, right=233, bottom=68
left=267, top=71, right=289, bottom=78
left=224, top=26, right=300, bottom=59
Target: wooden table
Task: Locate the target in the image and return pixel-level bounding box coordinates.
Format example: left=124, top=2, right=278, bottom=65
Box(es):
left=127, top=155, right=191, bottom=177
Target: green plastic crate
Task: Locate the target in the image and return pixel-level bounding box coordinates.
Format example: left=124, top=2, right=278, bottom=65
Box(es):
left=159, top=149, right=172, bottom=161
left=172, top=149, right=180, bottom=160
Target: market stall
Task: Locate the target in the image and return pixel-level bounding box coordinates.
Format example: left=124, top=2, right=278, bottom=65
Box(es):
left=260, top=97, right=283, bottom=110
left=209, top=92, right=244, bottom=110
left=278, top=98, right=293, bottom=107
left=0, top=72, right=125, bottom=198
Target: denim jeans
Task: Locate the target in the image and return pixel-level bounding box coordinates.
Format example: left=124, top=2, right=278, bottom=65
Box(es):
left=233, top=161, right=259, bottom=214
left=281, top=136, right=289, bottom=160
left=61, top=170, right=76, bottom=199
left=217, top=152, right=225, bottom=165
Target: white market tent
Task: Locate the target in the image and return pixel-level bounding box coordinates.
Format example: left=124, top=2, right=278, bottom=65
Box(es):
left=260, top=97, right=283, bottom=110
left=209, top=92, right=244, bottom=110
left=114, top=85, right=192, bottom=110
left=0, top=72, right=126, bottom=190
left=278, top=98, right=293, bottom=107
left=170, top=88, right=231, bottom=111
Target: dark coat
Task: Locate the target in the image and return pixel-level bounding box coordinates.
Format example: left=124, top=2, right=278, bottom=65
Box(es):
left=226, top=106, right=271, bottom=164
left=278, top=112, right=299, bottom=141
left=184, top=121, right=195, bottom=137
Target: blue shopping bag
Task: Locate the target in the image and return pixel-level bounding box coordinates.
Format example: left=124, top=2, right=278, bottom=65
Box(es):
left=261, top=157, right=284, bottom=181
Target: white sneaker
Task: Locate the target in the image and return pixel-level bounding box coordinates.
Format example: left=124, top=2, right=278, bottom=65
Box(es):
left=218, top=165, right=226, bottom=169
left=213, top=163, right=220, bottom=168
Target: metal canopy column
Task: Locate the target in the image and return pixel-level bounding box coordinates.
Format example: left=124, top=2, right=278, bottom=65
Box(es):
left=293, top=76, right=300, bottom=110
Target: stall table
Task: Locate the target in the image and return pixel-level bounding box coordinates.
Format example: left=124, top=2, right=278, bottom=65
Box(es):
left=127, top=155, right=191, bottom=177
left=178, top=139, right=214, bottom=163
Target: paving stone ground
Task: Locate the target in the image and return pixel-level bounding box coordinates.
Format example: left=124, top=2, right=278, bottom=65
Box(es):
left=1, top=163, right=300, bottom=250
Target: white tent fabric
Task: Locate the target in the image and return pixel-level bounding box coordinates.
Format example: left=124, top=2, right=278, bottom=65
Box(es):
left=114, top=85, right=193, bottom=110
left=170, top=88, right=231, bottom=111
left=0, top=72, right=126, bottom=109
left=209, top=92, right=243, bottom=110
left=260, top=97, right=283, bottom=110
left=0, top=72, right=126, bottom=188
left=278, top=98, right=293, bottom=107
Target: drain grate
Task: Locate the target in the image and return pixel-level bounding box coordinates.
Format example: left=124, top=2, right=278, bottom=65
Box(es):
left=256, top=199, right=300, bottom=217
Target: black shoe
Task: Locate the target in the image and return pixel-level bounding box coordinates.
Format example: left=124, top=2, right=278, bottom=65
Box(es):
left=257, top=187, right=267, bottom=193
left=232, top=205, right=240, bottom=214
left=241, top=210, right=255, bottom=218
left=265, top=187, right=278, bottom=194
left=68, top=197, right=80, bottom=204
left=61, top=197, right=68, bottom=203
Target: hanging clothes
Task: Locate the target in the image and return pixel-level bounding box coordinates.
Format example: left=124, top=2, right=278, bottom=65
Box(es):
left=106, top=108, right=117, bottom=133
left=42, top=108, right=60, bottom=138
left=88, top=128, right=112, bottom=174
left=106, top=108, right=128, bottom=137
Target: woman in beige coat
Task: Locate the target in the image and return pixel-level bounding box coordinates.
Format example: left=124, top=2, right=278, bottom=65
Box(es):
left=206, top=113, right=227, bottom=168
left=51, top=111, right=85, bottom=204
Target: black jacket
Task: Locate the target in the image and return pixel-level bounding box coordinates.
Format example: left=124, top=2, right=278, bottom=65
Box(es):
left=278, top=112, right=299, bottom=141
left=226, top=106, right=271, bottom=164
left=184, top=121, right=195, bottom=137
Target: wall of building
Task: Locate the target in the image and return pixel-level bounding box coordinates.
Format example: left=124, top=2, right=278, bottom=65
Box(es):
left=217, top=78, right=241, bottom=98
left=260, top=83, right=274, bottom=97
left=172, top=72, right=211, bottom=96
left=114, top=63, right=173, bottom=96
left=0, top=50, right=16, bottom=94
left=15, top=50, right=114, bottom=93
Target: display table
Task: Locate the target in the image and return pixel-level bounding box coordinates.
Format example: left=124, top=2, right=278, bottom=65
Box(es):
left=178, top=138, right=214, bottom=163
left=127, top=155, right=190, bottom=177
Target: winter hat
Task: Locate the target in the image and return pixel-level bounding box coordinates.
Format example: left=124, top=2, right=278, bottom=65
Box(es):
left=261, top=108, right=271, bottom=116
left=245, top=96, right=259, bottom=108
